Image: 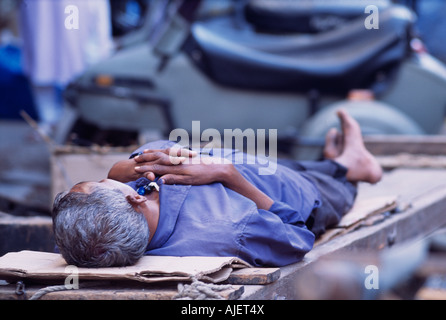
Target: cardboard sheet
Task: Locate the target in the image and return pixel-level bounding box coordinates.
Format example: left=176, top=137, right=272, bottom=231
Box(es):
left=0, top=251, right=251, bottom=284
left=315, top=195, right=398, bottom=246
left=336, top=195, right=398, bottom=228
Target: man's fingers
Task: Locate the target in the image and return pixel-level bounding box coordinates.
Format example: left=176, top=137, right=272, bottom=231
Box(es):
left=141, top=148, right=197, bottom=158
left=134, top=151, right=166, bottom=163
left=135, top=163, right=185, bottom=176
left=135, top=148, right=193, bottom=165
left=166, top=147, right=197, bottom=158
left=143, top=172, right=156, bottom=181
left=134, top=151, right=187, bottom=165
left=169, top=156, right=187, bottom=165
left=159, top=174, right=176, bottom=185
left=159, top=174, right=195, bottom=185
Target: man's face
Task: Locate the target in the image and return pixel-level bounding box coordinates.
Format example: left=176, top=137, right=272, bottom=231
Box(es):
left=67, top=179, right=159, bottom=244
left=70, top=179, right=137, bottom=197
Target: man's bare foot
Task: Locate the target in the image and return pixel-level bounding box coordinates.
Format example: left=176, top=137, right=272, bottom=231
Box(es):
left=329, top=109, right=383, bottom=184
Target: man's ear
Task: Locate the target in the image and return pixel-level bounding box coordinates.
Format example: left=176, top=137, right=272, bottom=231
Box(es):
left=125, top=194, right=147, bottom=210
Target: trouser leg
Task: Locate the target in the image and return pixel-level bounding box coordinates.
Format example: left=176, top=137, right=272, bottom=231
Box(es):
left=278, top=159, right=357, bottom=237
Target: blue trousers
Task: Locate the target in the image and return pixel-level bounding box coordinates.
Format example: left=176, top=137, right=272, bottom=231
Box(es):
left=278, top=159, right=357, bottom=237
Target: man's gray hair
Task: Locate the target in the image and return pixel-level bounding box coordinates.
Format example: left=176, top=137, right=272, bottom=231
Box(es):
left=52, top=187, right=150, bottom=268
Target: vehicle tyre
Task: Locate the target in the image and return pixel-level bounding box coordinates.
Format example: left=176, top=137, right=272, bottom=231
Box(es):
left=295, top=99, right=425, bottom=160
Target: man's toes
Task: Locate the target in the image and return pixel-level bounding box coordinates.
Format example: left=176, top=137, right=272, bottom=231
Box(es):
left=336, top=109, right=363, bottom=143
left=325, top=128, right=338, bottom=145
left=324, top=128, right=340, bottom=159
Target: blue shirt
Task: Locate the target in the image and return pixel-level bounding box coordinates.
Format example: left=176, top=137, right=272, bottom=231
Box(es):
left=126, top=141, right=321, bottom=267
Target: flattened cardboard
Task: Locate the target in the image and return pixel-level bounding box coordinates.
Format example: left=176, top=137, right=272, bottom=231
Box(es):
left=0, top=250, right=251, bottom=284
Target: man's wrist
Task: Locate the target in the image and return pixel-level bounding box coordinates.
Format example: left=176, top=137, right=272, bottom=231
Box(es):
left=219, top=164, right=241, bottom=189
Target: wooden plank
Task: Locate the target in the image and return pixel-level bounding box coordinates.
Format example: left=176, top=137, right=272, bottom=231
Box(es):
left=0, top=252, right=251, bottom=285
left=241, top=168, right=446, bottom=300
left=416, top=288, right=446, bottom=300
left=226, top=268, right=280, bottom=285
left=0, top=265, right=277, bottom=300
left=0, top=265, right=281, bottom=300
left=0, top=281, right=244, bottom=300
left=376, top=154, right=446, bottom=170
left=364, top=135, right=446, bottom=156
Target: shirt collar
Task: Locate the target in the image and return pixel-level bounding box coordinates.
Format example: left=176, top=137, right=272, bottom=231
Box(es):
left=146, top=184, right=191, bottom=250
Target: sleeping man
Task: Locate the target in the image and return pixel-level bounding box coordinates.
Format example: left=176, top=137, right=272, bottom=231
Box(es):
left=52, top=109, right=382, bottom=268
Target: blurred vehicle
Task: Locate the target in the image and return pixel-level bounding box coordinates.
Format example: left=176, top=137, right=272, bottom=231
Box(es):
left=59, top=0, right=446, bottom=159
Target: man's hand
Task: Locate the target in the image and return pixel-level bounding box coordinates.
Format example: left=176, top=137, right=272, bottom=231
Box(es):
left=107, top=148, right=196, bottom=183
left=135, top=157, right=274, bottom=210
left=134, top=156, right=232, bottom=185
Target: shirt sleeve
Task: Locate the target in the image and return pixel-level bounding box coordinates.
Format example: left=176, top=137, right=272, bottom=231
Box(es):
left=268, top=201, right=308, bottom=226
left=237, top=202, right=315, bottom=267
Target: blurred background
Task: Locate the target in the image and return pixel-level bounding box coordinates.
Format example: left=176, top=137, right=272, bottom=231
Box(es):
left=1, top=0, right=446, bottom=299
left=0, top=0, right=446, bottom=142
left=2, top=0, right=445, bottom=207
